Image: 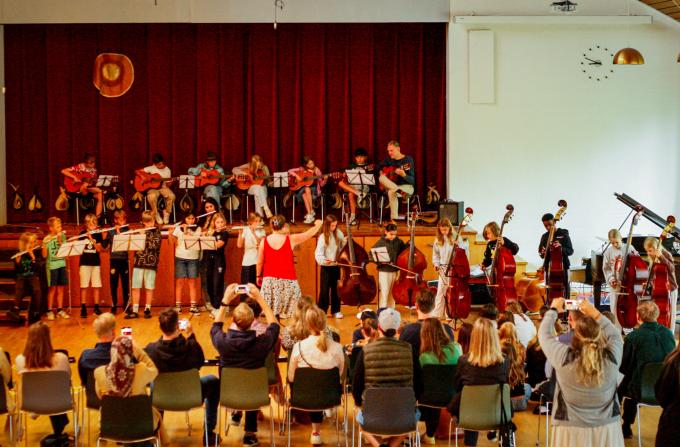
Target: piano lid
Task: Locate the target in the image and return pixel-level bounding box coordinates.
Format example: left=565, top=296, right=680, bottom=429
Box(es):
left=615, top=193, right=680, bottom=240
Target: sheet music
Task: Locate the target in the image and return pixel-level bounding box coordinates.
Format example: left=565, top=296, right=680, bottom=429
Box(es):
left=112, top=234, right=147, bottom=252
left=370, top=247, right=390, bottom=263
left=470, top=265, right=485, bottom=278
left=184, top=236, right=217, bottom=250
left=56, top=240, right=88, bottom=257
left=95, top=175, right=116, bottom=187
left=272, top=172, right=289, bottom=188
left=178, top=175, right=196, bottom=189
left=346, top=169, right=375, bottom=186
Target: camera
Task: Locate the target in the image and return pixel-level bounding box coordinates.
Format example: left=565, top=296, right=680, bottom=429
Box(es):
left=565, top=299, right=580, bottom=311
left=121, top=327, right=132, bottom=338
left=178, top=319, right=188, bottom=331
left=236, top=284, right=250, bottom=294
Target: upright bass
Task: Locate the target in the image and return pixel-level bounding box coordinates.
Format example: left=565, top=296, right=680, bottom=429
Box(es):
left=614, top=206, right=648, bottom=329
left=445, top=208, right=473, bottom=320
left=543, top=200, right=568, bottom=303
left=336, top=214, right=377, bottom=307
left=393, top=210, right=428, bottom=308
left=488, top=205, right=517, bottom=312
left=642, top=216, right=676, bottom=328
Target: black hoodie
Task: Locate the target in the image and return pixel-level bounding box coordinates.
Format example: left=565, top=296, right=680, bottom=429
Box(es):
left=144, top=333, right=205, bottom=373
left=211, top=322, right=279, bottom=369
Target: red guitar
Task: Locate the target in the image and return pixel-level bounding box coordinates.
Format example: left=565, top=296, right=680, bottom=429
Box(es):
left=234, top=169, right=273, bottom=190
left=64, top=173, right=98, bottom=194
left=194, top=169, right=234, bottom=187
left=133, top=172, right=176, bottom=193
left=378, top=163, right=411, bottom=191
left=288, top=171, right=344, bottom=191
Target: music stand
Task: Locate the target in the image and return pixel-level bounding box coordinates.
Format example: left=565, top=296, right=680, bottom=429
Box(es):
left=184, top=236, right=217, bottom=251
left=370, top=247, right=390, bottom=264
left=95, top=175, right=117, bottom=188
left=56, top=240, right=88, bottom=258
left=346, top=169, right=375, bottom=188
left=112, top=233, right=147, bottom=252
left=272, top=172, right=289, bottom=189
left=178, top=175, right=196, bottom=189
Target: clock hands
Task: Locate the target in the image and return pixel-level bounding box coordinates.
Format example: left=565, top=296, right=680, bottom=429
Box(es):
left=584, top=57, right=602, bottom=65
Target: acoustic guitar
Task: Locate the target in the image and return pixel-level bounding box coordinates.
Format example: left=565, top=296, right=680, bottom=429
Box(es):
left=288, top=171, right=344, bottom=191
left=133, top=172, right=177, bottom=193
left=64, top=173, right=97, bottom=194
left=194, top=168, right=234, bottom=187
left=234, top=169, right=273, bottom=190
left=378, top=162, right=411, bottom=191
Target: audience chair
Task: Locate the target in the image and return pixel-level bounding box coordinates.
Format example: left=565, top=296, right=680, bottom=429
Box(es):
left=219, top=367, right=275, bottom=447
left=152, top=369, right=207, bottom=445
left=97, top=395, right=159, bottom=446
left=286, top=367, right=343, bottom=447
left=455, top=384, right=513, bottom=447
left=0, top=360, right=16, bottom=445
left=358, top=387, right=420, bottom=447
left=534, top=393, right=552, bottom=447
left=636, top=362, right=663, bottom=447
left=19, top=370, right=78, bottom=447
left=418, top=364, right=457, bottom=447
left=79, top=370, right=101, bottom=447
left=265, top=352, right=285, bottom=434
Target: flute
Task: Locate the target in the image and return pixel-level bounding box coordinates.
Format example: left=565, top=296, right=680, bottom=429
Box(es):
left=67, top=226, right=117, bottom=242
left=11, top=231, right=66, bottom=259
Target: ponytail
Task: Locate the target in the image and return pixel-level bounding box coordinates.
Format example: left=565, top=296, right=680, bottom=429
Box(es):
left=316, top=332, right=328, bottom=353
left=572, top=316, right=606, bottom=387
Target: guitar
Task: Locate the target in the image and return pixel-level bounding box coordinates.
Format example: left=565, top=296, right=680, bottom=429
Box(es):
left=133, top=172, right=176, bottom=192
left=234, top=169, right=274, bottom=190
left=378, top=162, right=411, bottom=190
left=194, top=169, right=234, bottom=187
left=288, top=171, right=344, bottom=191
left=64, top=172, right=97, bottom=194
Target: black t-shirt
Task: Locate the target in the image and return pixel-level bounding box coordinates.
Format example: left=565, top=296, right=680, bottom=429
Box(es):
left=205, top=230, right=229, bottom=262
left=80, top=231, right=104, bottom=266
left=15, top=253, right=38, bottom=278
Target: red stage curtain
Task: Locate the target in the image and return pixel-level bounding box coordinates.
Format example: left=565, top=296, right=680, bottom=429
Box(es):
left=4, top=23, right=446, bottom=223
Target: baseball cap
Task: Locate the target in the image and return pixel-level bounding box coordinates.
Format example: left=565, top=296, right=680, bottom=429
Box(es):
left=378, top=308, right=401, bottom=332
left=206, top=151, right=218, bottom=161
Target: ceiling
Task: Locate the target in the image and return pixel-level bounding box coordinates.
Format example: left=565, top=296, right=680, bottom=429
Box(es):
left=641, top=0, right=680, bottom=22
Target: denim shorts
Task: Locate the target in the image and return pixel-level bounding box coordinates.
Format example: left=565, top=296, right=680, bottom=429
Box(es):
left=175, top=258, right=199, bottom=279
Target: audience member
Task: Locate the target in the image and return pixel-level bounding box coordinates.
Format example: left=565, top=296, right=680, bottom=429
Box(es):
left=352, top=310, right=378, bottom=344
left=525, top=334, right=547, bottom=388
left=281, top=296, right=314, bottom=351
left=655, top=339, right=680, bottom=446
left=288, top=306, right=345, bottom=445
left=538, top=298, right=624, bottom=446
left=499, top=322, right=531, bottom=411
left=145, top=308, right=220, bottom=445
left=418, top=318, right=462, bottom=445
left=457, top=322, right=473, bottom=354
left=507, top=301, right=537, bottom=347
left=78, top=313, right=115, bottom=387
left=15, top=322, right=71, bottom=445
left=447, top=317, right=509, bottom=447
left=0, top=347, right=14, bottom=417
left=229, top=297, right=269, bottom=336
left=400, top=289, right=455, bottom=355
left=618, top=301, right=675, bottom=439
left=497, top=310, right=513, bottom=327
left=352, top=308, right=413, bottom=447
left=211, top=284, right=279, bottom=447
left=479, top=303, right=498, bottom=321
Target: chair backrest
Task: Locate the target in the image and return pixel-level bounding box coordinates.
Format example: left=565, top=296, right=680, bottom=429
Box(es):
left=85, top=370, right=102, bottom=410
left=220, top=367, right=270, bottom=410
left=361, top=387, right=417, bottom=436
left=640, top=362, right=664, bottom=405
left=290, top=367, right=342, bottom=410
left=0, top=377, right=8, bottom=415
left=458, top=384, right=512, bottom=431
left=100, top=395, right=155, bottom=441
left=20, top=370, right=73, bottom=415
left=419, top=364, right=457, bottom=407
left=152, top=369, right=203, bottom=411
left=265, top=352, right=278, bottom=386
left=346, top=346, right=363, bottom=386
left=4, top=350, right=13, bottom=390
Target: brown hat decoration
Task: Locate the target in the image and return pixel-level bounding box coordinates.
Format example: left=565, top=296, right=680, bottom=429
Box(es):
left=93, top=53, right=134, bottom=98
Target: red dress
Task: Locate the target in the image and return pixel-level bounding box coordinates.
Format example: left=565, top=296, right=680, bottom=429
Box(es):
left=262, top=235, right=297, bottom=280
left=261, top=235, right=301, bottom=318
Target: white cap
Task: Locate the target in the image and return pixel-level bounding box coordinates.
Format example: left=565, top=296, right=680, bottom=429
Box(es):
left=378, top=308, right=401, bottom=332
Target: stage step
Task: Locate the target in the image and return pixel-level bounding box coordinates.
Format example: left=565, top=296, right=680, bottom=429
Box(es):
left=0, top=292, right=29, bottom=326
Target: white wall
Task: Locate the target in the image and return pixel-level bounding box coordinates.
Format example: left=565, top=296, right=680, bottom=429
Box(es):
left=449, top=3, right=680, bottom=267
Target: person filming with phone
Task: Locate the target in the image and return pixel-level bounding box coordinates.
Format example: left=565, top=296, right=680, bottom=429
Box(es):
left=145, top=308, right=221, bottom=445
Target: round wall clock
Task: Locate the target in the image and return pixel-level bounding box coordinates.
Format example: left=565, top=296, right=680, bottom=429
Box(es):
left=580, top=45, right=615, bottom=81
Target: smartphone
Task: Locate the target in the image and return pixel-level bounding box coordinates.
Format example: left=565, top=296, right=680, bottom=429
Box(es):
left=236, top=284, right=250, bottom=294
left=178, top=319, right=188, bottom=331
left=565, top=299, right=580, bottom=311
left=121, top=326, right=132, bottom=338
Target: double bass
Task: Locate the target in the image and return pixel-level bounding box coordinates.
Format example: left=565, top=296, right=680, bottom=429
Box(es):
left=392, top=210, right=428, bottom=307
left=336, top=215, right=377, bottom=306
left=445, top=208, right=473, bottom=320
left=488, top=205, right=517, bottom=312
left=615, top=206, right=648, bottom=329
left=642, top=216, right=676, bottom=328
left=543, top=200, right=568, bottom=303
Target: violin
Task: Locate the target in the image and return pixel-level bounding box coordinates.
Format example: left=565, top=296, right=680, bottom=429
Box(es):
left=445, top=208, right=473, bottom=320
left=337, top=214, right=377, bottom=306
left=642, top=216, right=676, bottom=328
left=488, top=205, right=517, bottom=312
left=392, top=210, right=428, bottom=308
left=615, top=206, right=648, bottom=329
left=543, top=200, right=568, bottom=304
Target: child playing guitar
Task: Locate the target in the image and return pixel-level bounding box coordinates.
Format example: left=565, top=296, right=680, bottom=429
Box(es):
left=188, top=151, right=234, bottom=206
left=337, top=147, right=374, bottom=226
left=134, top=153, right=175, bottom=224
left=232, top=155, right=273, bottom=219
left=61, top=152, right=103, bottom=217
left=288, top=156, right=328, bottom=224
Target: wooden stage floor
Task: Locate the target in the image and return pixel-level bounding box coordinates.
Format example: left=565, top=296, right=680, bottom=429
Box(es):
left=0, top=306, right=661, bottom=447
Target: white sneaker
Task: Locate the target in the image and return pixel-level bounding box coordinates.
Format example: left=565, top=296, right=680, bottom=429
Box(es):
left=310, top=432, right=323, bottom=445
left=304, top=214, right=315, bottom=224
left=334, top=312, right=344, bottom=319
left=57, top=310, right=70, bottom=319
left=155, top=213, right=164, bottom=225
left=46, top=311, right=55, bottom=321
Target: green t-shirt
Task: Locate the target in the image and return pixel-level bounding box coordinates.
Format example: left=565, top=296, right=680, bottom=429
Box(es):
left=419, top=341, right=463, bottom=367
left=45, top=235, right=66, bottom=271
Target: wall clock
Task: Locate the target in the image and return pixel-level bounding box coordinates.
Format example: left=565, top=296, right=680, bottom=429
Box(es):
left=580, top=45, right=615, bottom=81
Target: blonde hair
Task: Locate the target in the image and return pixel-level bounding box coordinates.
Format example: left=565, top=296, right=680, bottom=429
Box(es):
left=507, top=301, right=529, bottom=322
left=84, top=213, right=98, bottom=227
left=435, top=218, right=456, bottom=246
left=644, top=237, right=660, bottom=252
left=250, top=154, right=263, bottom=173
left=233, top=303, right=255, bottom=330
left=247, top=212, right=262, bottom=225
left=608, top=229, right=621, bottom=242
left=499, top=322, right=526, bottom=387
left=141, top=210, right=155, bottom=224
left=93, top=313, right=116, bottom=338
left=47, top=216, right=62, bottom=228
left=305, top=306, right=329, bottom=352
left=287, top=296, right=314, bottom=342
left=468, top=317, right=504, bottom=367
left=483, top=222, right=501, bottom=240
left=572, top=316, right=607, bottom=387
left=637, top=300, right=660, bottom=323
left=18, top=232, right=38, bottom=251
left=211, top=213, right=227, bottom=231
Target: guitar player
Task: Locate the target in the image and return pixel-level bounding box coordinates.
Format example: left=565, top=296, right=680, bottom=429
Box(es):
left=188, top=151, right=234, bottom=207
left=378, top=140, right=415, bottom=221
left=232, top=154, right=273, bottom=219
left=288, top=156, right=328, bottom=224
left=61, top=152, right=103, bottom=217
left=135, top=153, right=175, bottom=225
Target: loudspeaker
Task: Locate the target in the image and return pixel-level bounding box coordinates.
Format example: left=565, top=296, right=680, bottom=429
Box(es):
left=438, top=200, right=464, bottom=226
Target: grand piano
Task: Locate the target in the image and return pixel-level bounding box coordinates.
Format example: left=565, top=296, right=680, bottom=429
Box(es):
left=583, top=193, right=679, bottom=309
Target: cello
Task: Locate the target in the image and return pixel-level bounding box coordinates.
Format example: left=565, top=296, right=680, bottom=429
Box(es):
left=542, top=200, right=568, bottom=303
left=488, top=205, right=517, bottom=312
left=336, top=214, right=377, bottom=307
left=642, top=216, right=676, bottom=328
left=445, top=208, right=473, bottom=320
left=614, top=206, right=648, bottom=329
left=392, top=210, right=428, bottom=308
